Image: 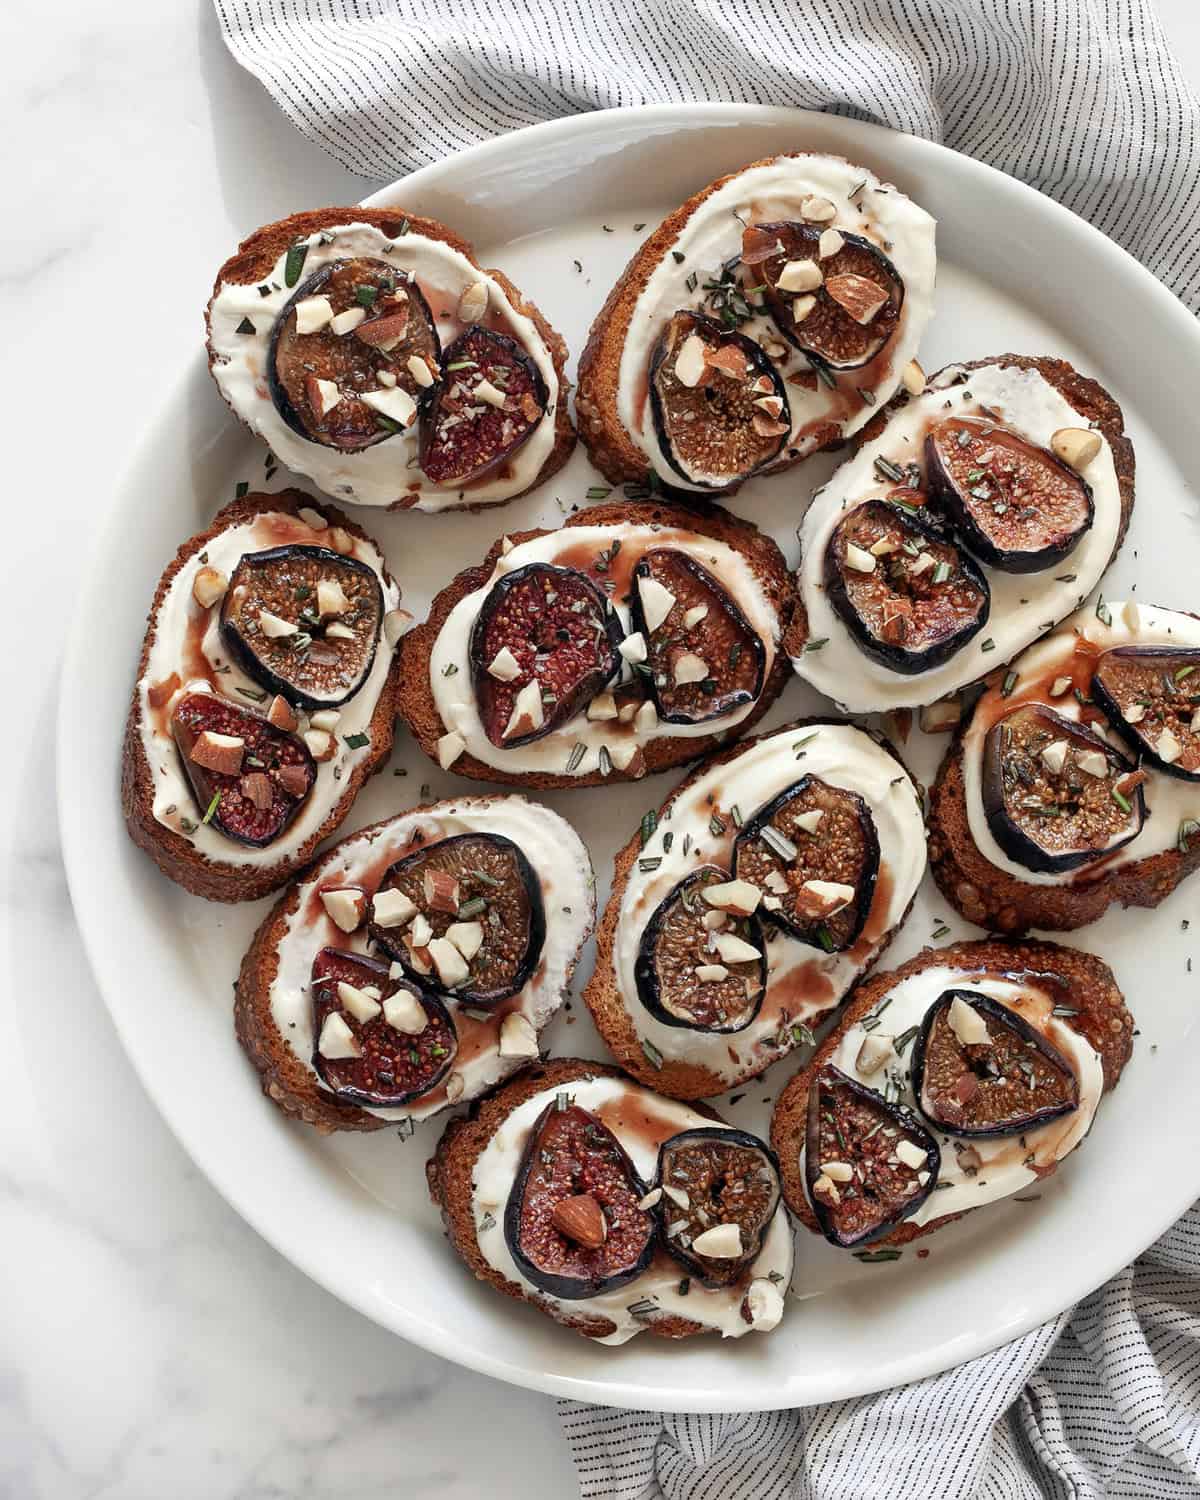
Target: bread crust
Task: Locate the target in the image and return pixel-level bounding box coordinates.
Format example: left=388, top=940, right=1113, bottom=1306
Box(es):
left=204, top=207, right=575, bottom=512
left=426, top=1057, right=711, bottom=1340
left=770, top=938, right=1133, bottom=1246
left=233, top=798, right=597, bottom=1134
left=396, top=499, right=796, bottom=790
left=582, top=717, right=919, bottom=1099
left=780, top=353, right=1136, bottom=664
left=120, top=488, right=402, bottom=903
left=575, top=152, right=861, bottom=489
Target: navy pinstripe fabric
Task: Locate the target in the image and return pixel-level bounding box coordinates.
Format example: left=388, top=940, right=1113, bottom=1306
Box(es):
left=213, top=0, right=1200, bottom=311
left=211, top=2, right=1200, bottom=1490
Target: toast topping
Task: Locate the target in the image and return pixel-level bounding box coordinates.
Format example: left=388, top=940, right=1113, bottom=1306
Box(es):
left=654, top=1128, right=781, bottom=1286
left=805, top=1064, right=940, bottom=1247
left=648, top=311, right=790, bottom=489
left=926, top=416, right=1094, bottom=573
left=171, top=690, right=315, bottom=846
left=504, top=1099, right=655, bottom=1301
left=629, top=551, right=766, bottom=725
left=635, top=866, right=766, bottom=1033
left=421, top=325, right=548, bottom=487
left=468, top=561, right=622, bottom=747
left=733, top=777, right=880, bottom=952
left=219, top=545, right=384, bottom=709
left=1091, top=647, right=1200, bottom=779
left=269, top=258, right=442, bottom=449
left=982, top=703, right=1145, bottom=873
left=912, top=990, right=1079, bottom=1136
left=825, top=499, right=990, bottom=675
left=746, top=222, right=903, bottom=371
left=368, top=832, right=545, bottom=1006
left=310, top=946, right=457, bottom=1108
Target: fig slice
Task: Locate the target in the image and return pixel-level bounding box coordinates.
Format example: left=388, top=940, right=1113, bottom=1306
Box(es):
left=744, top=222, right=903, bottom=371
left=170, top=689, right=316, bottom=847
left=925, top=416, right=1094, bottom=573
left=911, top=988, right=1079, bottom=1137
left=219, top=545, right=384, bottom=709
left=268, top=257, right=442, bottom=450
left=504, top=1096, right=656, bottom=1301
left=824, top=498, right=990, bottom=674
left=1091, top=646, right=1200, bottom=780
left=468, top=561, right=623, bottom=748
left=655, top=1127, right=782, bottom=1287
left=805, top=1065, right=941, bottom=1248
left=982, top=703, right=1146, bottom=874
left=368, top=832, right=545, bottom=1006
left=648, top=310, right=790, bottom=489
left=310, top=947, right=457, bottom=1109
left=733, top=777, right=880, bottom=953
left=629, top=550, right=766, bottom=725
left=419, top=326, right=548, bottom=487
left=634, top=866, right=766, bottom=1034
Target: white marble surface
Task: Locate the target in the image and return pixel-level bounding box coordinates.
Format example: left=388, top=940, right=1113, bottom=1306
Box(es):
left=3, top=3, right=1199, bottom=1494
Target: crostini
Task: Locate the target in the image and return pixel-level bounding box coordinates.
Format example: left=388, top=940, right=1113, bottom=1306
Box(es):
left=789, top=355, right=1135, bottom=712
left=235, top=797, right=594, bottom=1133
left=583, top=719, right=927, bottom=1098
left=122, top=489, right=405, bottom=902
left=771, top=939, right=1132, bottom=1247
left=206, top=207, right=575, bottom=513
left=428, top=1058, right=792, bottom=1342
left=397, top=499, right=796, bottom=789
left=577, top=153, right=936, bottom=495
left=929, top=599, right=1200, bottom=932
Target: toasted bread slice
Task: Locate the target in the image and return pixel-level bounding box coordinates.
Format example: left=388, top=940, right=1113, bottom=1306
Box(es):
left=234, top=797, right=595, bottom=1134
left=121, top=489, right=402, bottom=903
left=205, top=207, right=574, bottom=514
left=784, top=354, right=1136, bottom=709
left=583, top=718, right=927, bottom=1099
left=771, top=938, right=1133, bottom=1247
left=576, top=153, right=936, bottom=494
left=427, top=1057, right=792, bottom=1342
left=396, top=499, right=796, bottom=790
left=929, top=600, right=1200, bottom=933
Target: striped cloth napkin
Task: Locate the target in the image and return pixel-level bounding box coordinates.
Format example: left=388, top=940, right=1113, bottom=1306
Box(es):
left=212, top=0, right=1200, bottom=1492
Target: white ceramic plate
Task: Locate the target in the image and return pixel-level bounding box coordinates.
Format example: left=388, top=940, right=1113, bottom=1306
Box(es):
left=59, top=104, right=1200, bottom=1412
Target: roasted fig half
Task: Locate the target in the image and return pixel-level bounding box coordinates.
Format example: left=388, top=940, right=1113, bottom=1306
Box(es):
left=1091, top=646, right=1200, bottom=780
left=733, top=777, right=880, bottom=953
left=805, top=1065, right=941, bottom=1248
left=655, top=1128, right=782, bottom=1287
left=170, top=689, right=316, bottom=847
left=648, top=310, right=790, bottom=489
left=310, top=947, right=457, bottom=1109
left=504, top=1097, right=656, bottom=1301
left=982, top=703, right=1146, bottom=874
left=219, top=545, right=384, bottom=709
left=743, top=222, right=903, bottom=371
left=911, top=988, right=1079, bottom=1137
left=925, top=416, right=1094, bottom=573
left=468, top=561, right=623, bottom=747
left=420, top=325, right=547, bottom=487
left=368, top=832, right=545, bottom=1006
left=634, top=866, right=766, bottom=1033
left=824, top=499, right=990, bottom=674
left=268, top=258, right=442, bottom=449
left=629, top=550, right=765, bottom=725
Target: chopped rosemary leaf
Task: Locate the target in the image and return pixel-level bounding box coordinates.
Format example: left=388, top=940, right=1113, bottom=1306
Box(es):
left=344, top=732, right=370, bottom=749
left=586, top=485, right=612, bottom=500
left=235, top=317, right=255, bottom=335
left=894, top=1025, right=918, bottom=1054
left=1112, top=785, right=1132, bottom=814
left=201, top=791, right=221, bottom=826
left=641, top=1038, right=664, bottom=1071
left=235, top=481, right=249, bottom=498
left=639, top=856, right=662, bottom=873
left=709, top=811, right=726, bottom=837
left=283, top=241, right=309, bottom=287
left=980, top=638, right=996, bottom=653
left=1001, top=670, right=1018, bottom=697
left=1180, top=818, right=1200, bottom=853
left=853, top=1249, right=902, bottom=1263
left=640, top=809, right=658, bottom=847
left=803, top=637, right=829, bottom=653
left=457, top=896, right=488, bottom=919
left=565, top=742, right=586, bottom=774
left=1096, top=596, right=1112, bottom=626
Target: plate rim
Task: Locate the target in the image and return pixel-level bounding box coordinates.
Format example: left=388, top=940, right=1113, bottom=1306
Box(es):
left=58, top=100, right=1200, bottom=1412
